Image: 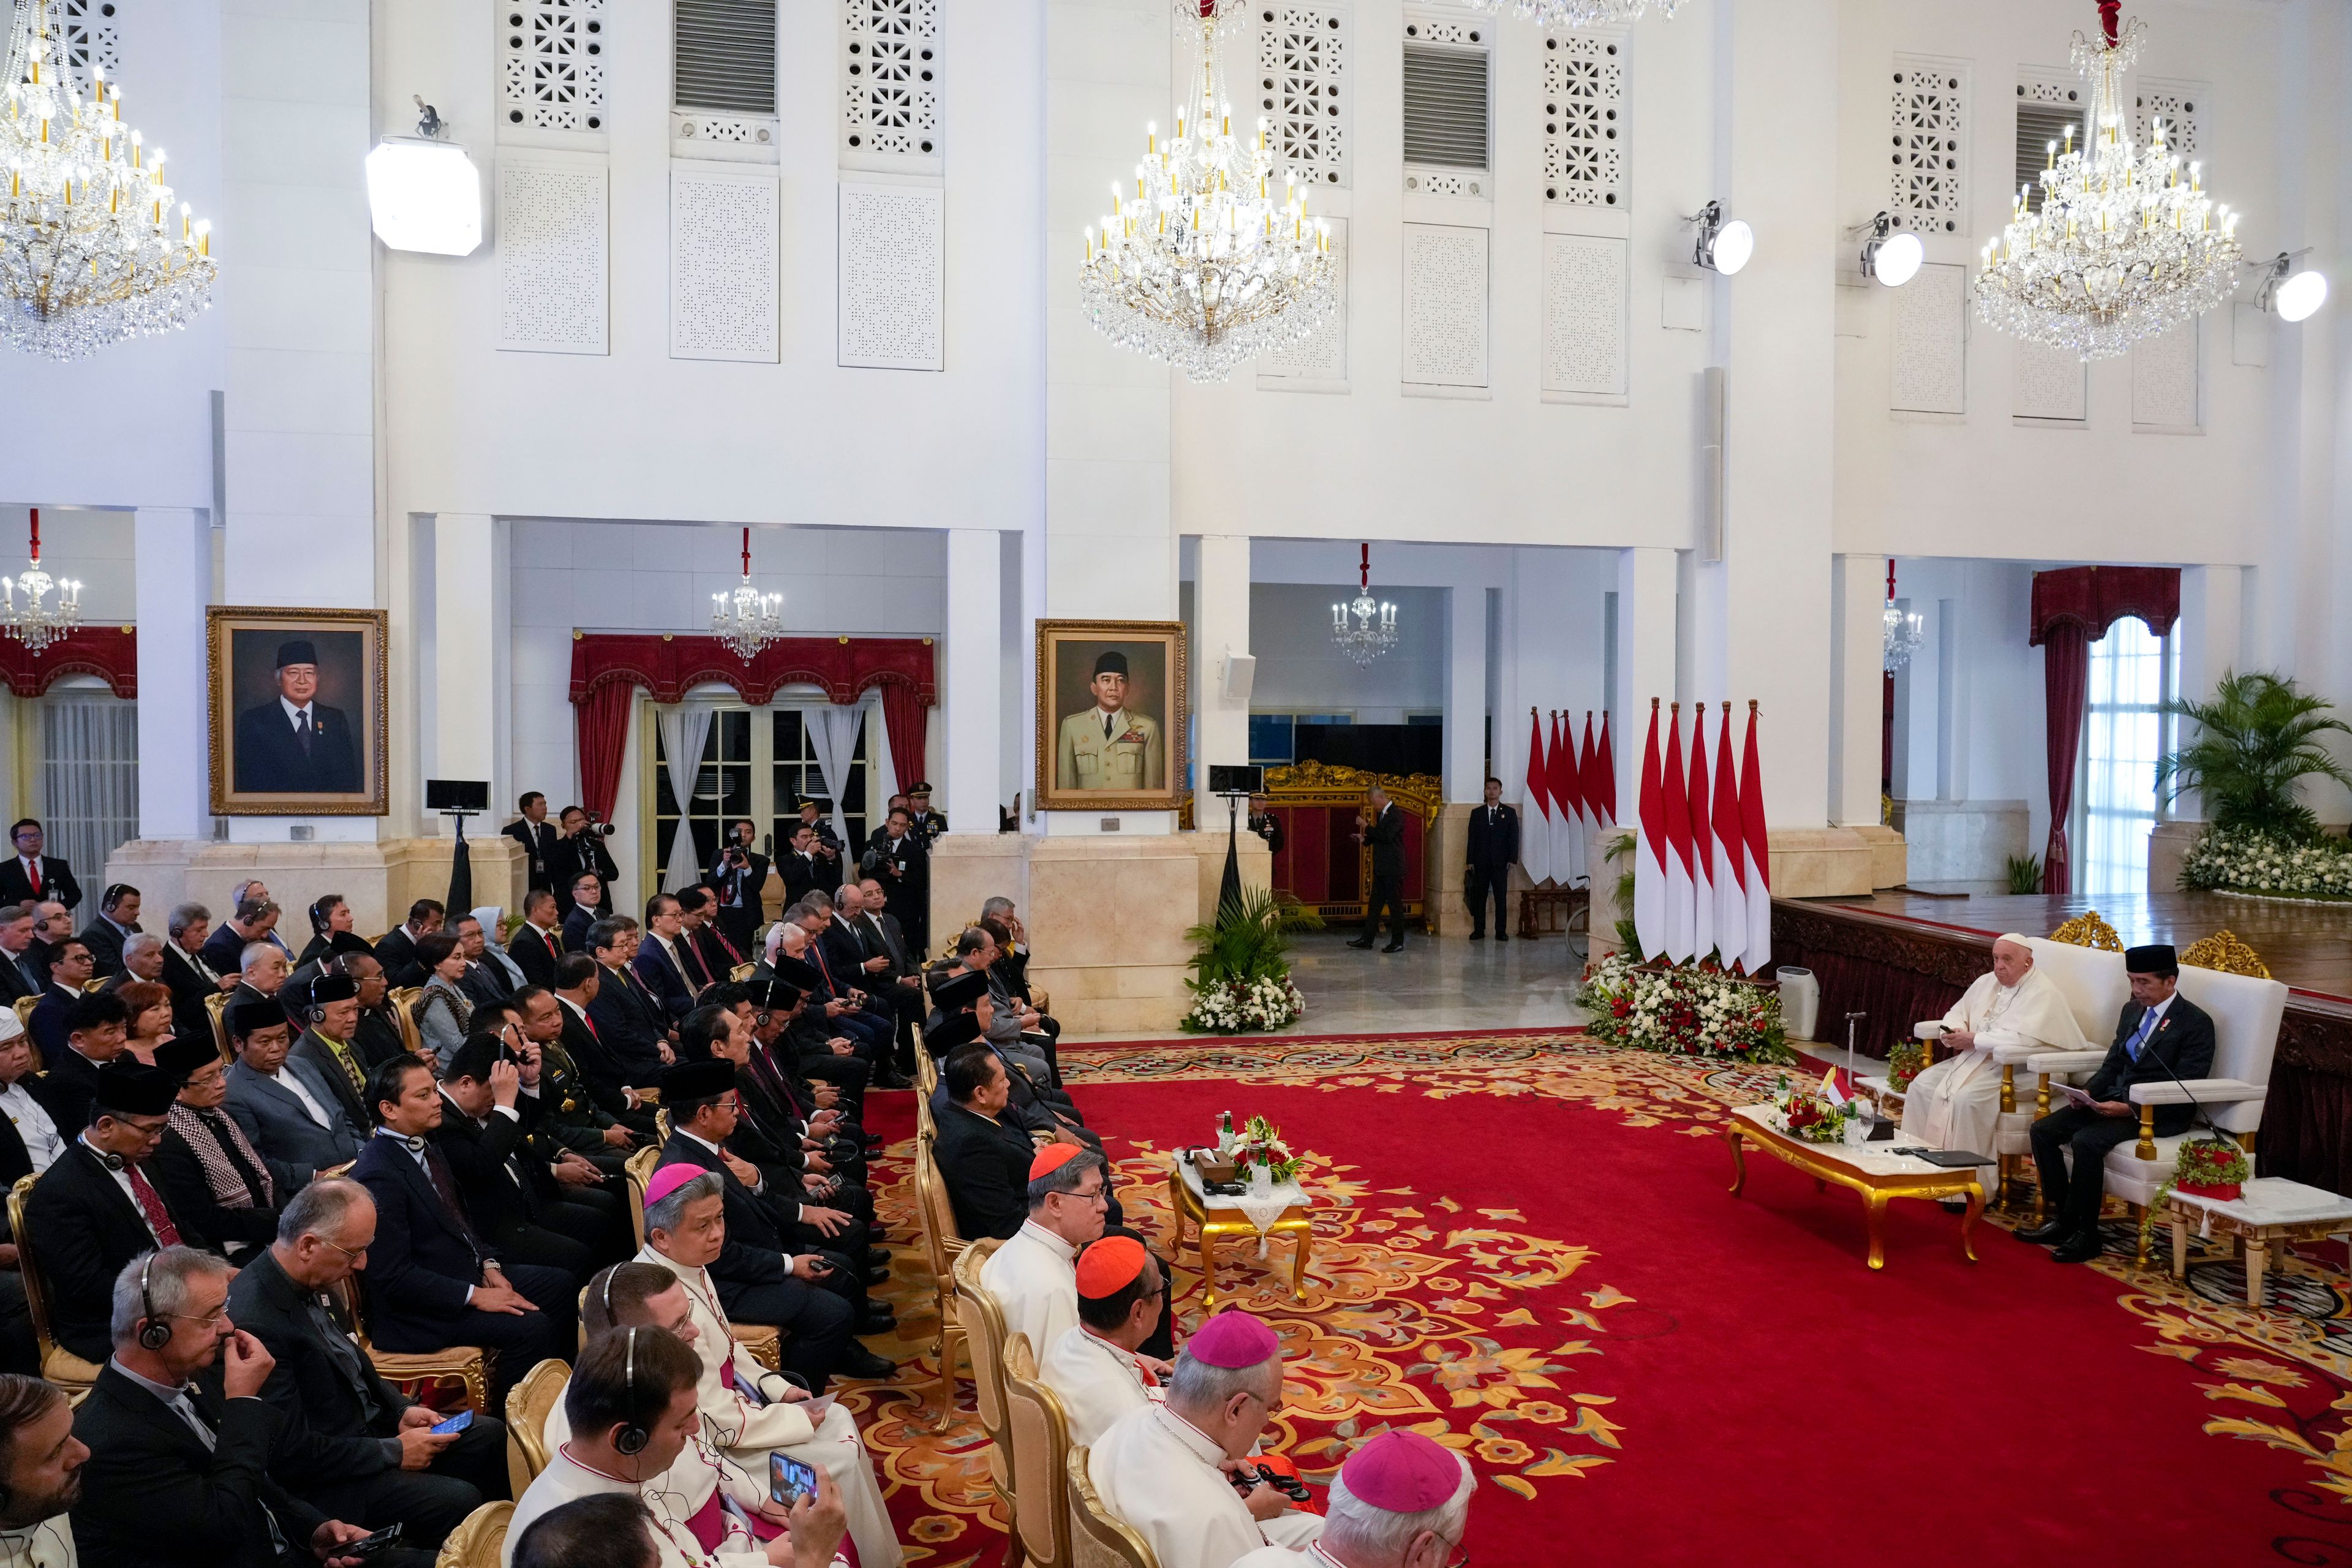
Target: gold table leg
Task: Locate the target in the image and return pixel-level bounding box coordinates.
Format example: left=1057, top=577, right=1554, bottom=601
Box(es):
left=1959, top=1182, right=1983, bottom=1263
left=2245, top=1235, right=2267, bottom=1309
left=1864, top=1192, right=1889, bottom=1272
left=1199, top=1223, right=1222, bottom=1308
left=1286, top=1221, right=1312, bottom=1300
left=1727, top=1128, right=1747, bottom=1197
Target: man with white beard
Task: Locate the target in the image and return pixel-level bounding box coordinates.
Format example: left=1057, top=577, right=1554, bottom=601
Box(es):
left=1900, top=934, right=2086, bottom=1199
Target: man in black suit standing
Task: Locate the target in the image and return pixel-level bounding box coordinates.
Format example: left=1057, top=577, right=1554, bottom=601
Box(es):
left=75, top=883, right=141, bottom=978
left=1464, top=776, right=1520, bottom=943
left=548, top=809, right=619, bottom=922
left=861, top=809, right=931, bottom=959
left=905, top=784, right=947, bottom=845
left=502, top=793, right=559, bottom=895
left=705, top=819, right=771, bottom=961
left=227, top=1179, right=511, bottom=1549
left=2020, top=943, right=2219, bottom=1264
left=0, top=821, right=80, bottom=916
left=69, top=1246, right=396, bottom=1568
left=231, top=639, right=364, bottom=797
left=1348, top=786, right=1409, bottom=954
left=778, top=824, right=827, bottom=911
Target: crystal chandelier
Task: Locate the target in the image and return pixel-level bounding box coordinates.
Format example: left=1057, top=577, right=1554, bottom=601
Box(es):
left=1331, top=545, right=1398, bottom=669
left=1456, top=0, right=1676, bottom=33
left=0, top=0, right=217, bottom=361
left=1882, top=560, right=1922, bottom=674
left=710, top=528, right=782, bottom=660
left=1078, top=0, right=1336, bottom=382
left=1, top=507, right=80, bottom=654
left=1972, top=1, right=2240, bottom=360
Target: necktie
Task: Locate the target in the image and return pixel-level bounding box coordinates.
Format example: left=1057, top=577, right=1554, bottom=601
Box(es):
left=1103, top=714, right=1115, bottom=740
left=321, top=1035, right=365, bottom=1096
left=2128, top=1008, right=2158, bottom=1061
left=420, top=1145, right=486, bottom=1252
left=125, top=1164, right=183, bottom=1246
left=24, top=860, right=37, bottom=897
left=170, top=1394, right=292, bottom=1553
left=296, top=710, right=313, bottom=756
left=543, top=928, right=560, bottom=962
left=200, top=1109, right=274, bottom=1204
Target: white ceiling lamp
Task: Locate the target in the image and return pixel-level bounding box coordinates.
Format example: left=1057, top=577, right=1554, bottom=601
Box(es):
left=364, top=99, right=481, bottom=256
left=1688, top=200, right=1752, bottom=276
left=1857, top=211, right=1923, bottom=287
left=2251, top=251, right=2328, bottom=323
left=711, top=528, right=783, bottom=660
left=1452, top=0, right=1678, bottom=33
left=1331, top=544, right=1398, bottom=668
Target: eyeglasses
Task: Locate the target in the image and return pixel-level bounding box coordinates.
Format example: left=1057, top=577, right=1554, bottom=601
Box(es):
left=320, top=1238, right=369, bottom=1263
left=1061, top=1185, right=1109, bottom=1207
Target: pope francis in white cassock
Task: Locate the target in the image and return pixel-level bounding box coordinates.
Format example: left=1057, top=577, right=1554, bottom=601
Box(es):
left=1899, top=934, right=2086, bottom=1173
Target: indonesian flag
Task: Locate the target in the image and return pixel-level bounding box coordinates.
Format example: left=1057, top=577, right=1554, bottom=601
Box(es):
left=1521, top=709, right=1553, bottom=886
left=1687, top=711, right=1714, bottom=964
left=1712, top=704, right=1749, bottom=972
left=1579, top=713, right=1607, bottom=829
left=1633, top=701, right=1665, bottom=959
left=1593, top=711, right=1616, bottom=826
left=1548, top=710, right=1581, bottom=883
left=1661, top=704, right=1695, bottom=963
left=1740, top=704, right=1773, bottom=969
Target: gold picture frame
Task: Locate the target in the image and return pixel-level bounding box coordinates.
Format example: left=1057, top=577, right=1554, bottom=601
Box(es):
left=207, top=606, right=390, bottom=816
left=1033, top=619, right=1189, bottom=812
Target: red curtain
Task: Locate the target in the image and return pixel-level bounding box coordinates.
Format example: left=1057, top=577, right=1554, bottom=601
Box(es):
left=0, top=626, right=136, bottom=698
left=2040, top=622, right=2089, bottom=894
left=575, top=680, right=635, bottom=826
left=880, top=680, right=928, bottom=794
left=2028, top=566, right=2180, bottom=896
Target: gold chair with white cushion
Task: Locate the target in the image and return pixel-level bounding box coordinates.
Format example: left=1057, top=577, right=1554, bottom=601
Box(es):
left=432, top=1501, right=512, bottom=1568
left=1066, top=1447, right=1159, bottom=1568
left=951, top=1238, right=1013, bottom=1512
left=1005, top=1336, right=1074, bottom=1568
left=502, top=1357, right=570, bottom=1496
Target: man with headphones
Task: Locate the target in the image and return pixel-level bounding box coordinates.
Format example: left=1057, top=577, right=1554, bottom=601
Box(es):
left=507, top=1325, right=849, bottom=1568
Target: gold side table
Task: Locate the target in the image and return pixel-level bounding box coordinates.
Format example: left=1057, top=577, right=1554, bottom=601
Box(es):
left=1726, top=1106, right=1984, bottom=1272
left=1168, top=1157, right=1315, bottom=1308
left=2163, top=1179, right=2352, bottom=1309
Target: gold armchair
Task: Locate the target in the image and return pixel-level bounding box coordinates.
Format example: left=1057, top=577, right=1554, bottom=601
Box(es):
left=432, top=1501, right=512, bottom=1568
left=951, top=1238, right=1012, bottom=1509
left=10, top=997, right=36, bottom=1028
left=7, top=1174, right=99, bottom=1397
left=205, top=990, right=232, bottom=1065
left=913, top=1131, right=966, bottom=1426
left=389, top=987, right=426, bottom=1059
left=1005, top=1337, right=1074, bottom=1568
left=502, top=1357, right=570, bottom=1496
left=331, top=1275, right=489, bottom=1414
left=1066, top=1447, right=1160, bottom=1568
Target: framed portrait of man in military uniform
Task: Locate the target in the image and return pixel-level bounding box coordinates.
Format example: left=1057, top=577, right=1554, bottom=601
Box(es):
left=1035, top=619, right=1187, bottom=812
left=207, top=606, right=389, bottom=815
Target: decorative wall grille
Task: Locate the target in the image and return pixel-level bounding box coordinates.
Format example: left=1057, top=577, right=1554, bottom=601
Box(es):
left=1401, top=29, right=1487, bottom=171
left=2133, top=77, right=2204, bottom=165
left=1262, top=216, right=1348, bottom=383
left=2130, top=322, right=2199, bottom=429
left=1542, top=32, right=1623, bottom=208
left=40, top=695, right=136, bottom=911
left=673, top=171, right=779, bottom=363
left=1258, top=3, right=1346, bottom=189
left=1401, top=222, right=1485, bottom=387
left=676, top=0, right=777, bottom=116
left=499, top=161, right=609, bottom=354
left=841, top=0, right=940, bottom=166
left=1890, top=260, right=1967, bottom=415
left=1540, top=233, right=1626, bottom=396
left=839, top=182, right=943, bottom=370
left=2013, top=337, right=2086, bottom=421
left=60, top=0, right=119, bottom=96
left=1890, top=55, right=1966, bottom=235
left=502, top=0, right=608, bottom=134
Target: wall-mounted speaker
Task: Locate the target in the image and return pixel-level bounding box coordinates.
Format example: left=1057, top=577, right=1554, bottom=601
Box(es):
left=1221, top=650, right=1257, bottom=704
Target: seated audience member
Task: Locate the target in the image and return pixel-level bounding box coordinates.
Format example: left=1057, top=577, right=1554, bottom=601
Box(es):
left=434, top=1034, right=616, bottom=1286
left=0, top=1012, right=67, bottom=1183
left=471, top=906, right=532, bottom=996
left=100, top=931, right=168, bottom=998
left=784, top=900, right=897, bottom=1079
left=512, top=982, right=639, bottom=1173
left=293, top=894, right=374, bottom=971
left=200, top=897, right=281, bottom=979
left=352, top=1057, right=569, bottom=1404
left=979, top=906, right=1058, bottom=1050
left=151, top=1035, right=304, bottom=1256
left=662, top=894, right=720, bottom=994
left=953, top=926, right=1055, bottom=1088
left=553, top=954, right=658, bottom=1133
left=70, top=1248, right=411, bottom=1568
left=509, top=1493, right=660, bottom=1568
left=118, top=979, right=178, bottom=1065
left=510, top=892, right=568, bottom=991
left=0, top=1371, right=85, bottom=1567
left=560, top=872, right=607, bottom=953
left=75, top=884, right=142, bottom=980
left=0, top=908, right=39, bottom=1008
left=679, top=886, right=743, bottom=982
left=589, top=1248, right=902, bottom=1568
left=412, top=933, right=473, bottom=1071
left=764, top=947, right=873, bottom=1125
left=1040, top=1236, right=1169, bottom=1447
left=507, top=1327, right=848, bottom=1568
left=2022, top=943, right=2218, bottom=1264
left=228, top=1179, right=511, bottom=1549
left=745, top=980, right=872, bottom=1164
left=339, top=956, right=411, bottom=1073
left=24, top=939, right=93, bottom=1071
left=229, top=942, right=292, bottom=1016
left=932, top=1044, right=1047, bottom=1240
left=923, top=984, right=1095, bottom=1158
left=160, top=903, right=233, bottom=1042
left=1901, top=934, right=2087, bottom=1196
left=633, top=895, right=702, bottom=1023
left=654, top=1060, right=888, bottom=1384
left=1090, top=1310, right=1321, bottom=1568
left=288, top=973, right=375, bottom=1133
left=227, top=996, right=363, bottom=1171
left=375, top=900, right=445, bottom=990
left=843, top=880, right=924, bottom=1072
left=980, top=1145, right=1170, bottom=1362
left=24, top=903, right=69, bottom=990
left=1232, top=1430, right=1475, bottom=1568
left=587, top=919, right=672, bottom=1085
left=42, top=992, right=130, bottom=1134
left=24, top=1061, right=205, bottom=1363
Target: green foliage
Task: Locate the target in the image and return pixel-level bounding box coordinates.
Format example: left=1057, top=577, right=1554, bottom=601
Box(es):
left=2157, top=671, right=2352, bottom=842
left=2005, top=853, right=2043, bottom=895
left=1182, top=886, right=1322, bottom=989
left=1602, top=831, right=1642, bottom=960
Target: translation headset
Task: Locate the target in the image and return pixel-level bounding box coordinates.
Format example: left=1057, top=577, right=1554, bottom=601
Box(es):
left=137, top=1253, right=172, bottom=1351
left=614, top=1324, right=649, bottom=1457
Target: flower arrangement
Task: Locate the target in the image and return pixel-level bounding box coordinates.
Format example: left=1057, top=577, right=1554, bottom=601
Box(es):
left=1180, top=887, right=1319, bottom=1035
left=1887, top=1041, right=1927, bottom=1094
left=1577, top=954, right=1793, bottom=1064
left=2179, top=825, right=2352, bottom=902
left=2139, top=1136, right=2255, bottom=1254
left=1183, top=974, right=1308, bottom=1034
left=1230, top=1114, right=1301, bottom=1185
left=1770, top=1084, right=1858, bottom=1144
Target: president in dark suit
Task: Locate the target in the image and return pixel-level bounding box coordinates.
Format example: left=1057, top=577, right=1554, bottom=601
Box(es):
left=2021, top=943, right=2219, bottom=1263
left=231, top=639, right=363, bottom=796
left=1348, top=786, right=1409, bottom=954
left=1464, top=777, right=1520, bottom=942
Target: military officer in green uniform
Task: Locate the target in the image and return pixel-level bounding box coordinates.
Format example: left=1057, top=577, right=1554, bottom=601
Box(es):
left=513, top=984, right=641, bottom=1175
left=1055, top=649, right=1164, bottom=792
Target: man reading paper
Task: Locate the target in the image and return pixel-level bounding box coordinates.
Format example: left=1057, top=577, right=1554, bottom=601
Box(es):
left=1899, top=935, right=2086, bottom=1196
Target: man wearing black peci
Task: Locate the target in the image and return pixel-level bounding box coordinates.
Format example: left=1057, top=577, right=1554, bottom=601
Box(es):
left=1347, top=785, right=1409, bottom=954
left=2019, top=943, right=2218, bottom=1264
left=1463, top=776, right=1520, bottom=942
left=230, top=640, right=363, bottom=797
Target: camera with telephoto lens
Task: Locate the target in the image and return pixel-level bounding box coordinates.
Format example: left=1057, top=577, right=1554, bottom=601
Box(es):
left=581, top=812, right=618, bottom=838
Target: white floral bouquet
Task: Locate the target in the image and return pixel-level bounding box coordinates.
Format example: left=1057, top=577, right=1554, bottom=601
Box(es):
left=1578, top=953, right=1792, bottom=1063
left=1182, top=974, right=1307, bottom=1035
left=2179, top=825, right=2352, bottom=900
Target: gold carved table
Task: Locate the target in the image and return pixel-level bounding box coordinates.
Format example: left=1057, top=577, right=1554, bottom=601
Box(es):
left=1167, top=1156, right=1315, bottom=1308
left=2163, top=1178, right=2352, bottom=1308
left=1725, top=1105, right=1984, bottom=1271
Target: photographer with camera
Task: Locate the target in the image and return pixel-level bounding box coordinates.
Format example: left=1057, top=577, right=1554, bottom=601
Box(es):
left=858, top=808, right=930, bottom=959
left=549, top=807, right=619, bottom=921
left=705, top=820, right=771, bottom=960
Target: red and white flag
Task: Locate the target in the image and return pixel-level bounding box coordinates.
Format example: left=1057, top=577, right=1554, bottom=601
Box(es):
left=1712, top=703, right=1749, bottom=971
left=1521, top=709, right=1553, bottom=886
left=1548, top=710, right=1581, bottom=882
left=1687, top=710, right=1714, bottom=963
left=1593, top=711, right=1616, bottom=827
left=1740, top=703, right=1773, bottom=967
left=1661, top=704, right=1695, bottom=963
left=1579, top=713, right=1607, bottom=828
left=1633, top=700, right=1665, bottom=958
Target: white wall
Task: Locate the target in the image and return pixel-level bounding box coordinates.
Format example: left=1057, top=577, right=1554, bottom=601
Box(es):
left=1245, top=583, right=1446, bottom=720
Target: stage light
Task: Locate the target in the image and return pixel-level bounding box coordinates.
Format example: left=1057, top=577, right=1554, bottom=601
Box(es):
left=365, top=100, right=481, bottom=257
left=2251, top=251, right=2328, bottom=323
left=1689, top=201, right=1753, bottom=276
left=1858, top=212, right=1922, bottom=287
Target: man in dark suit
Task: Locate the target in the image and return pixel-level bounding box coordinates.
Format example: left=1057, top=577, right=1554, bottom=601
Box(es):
left=778, top=825, right=827, bottom=911
left=502, top=792, right=559, bottom=894
left=69, top=1246, right=398, bottom=1568
left=200, top=895, right=283, bottom=979
left=287, top=974, right=375, bottom=1139
left=548, top=809, right=619, bottom=921
left=372, top=901, right=443, bottom=990
left=679, top=887, right=744, bottom=983
left=932, top=1043, right=1041, bottom=1241
left=24, top=937, right=93, bottom=1069
left=861, top=808, right=931, bottom=958
left=74, top=883, right=141, bottom=978
left=225, top=998, right=363, bottom=1172
left=509, top=889, right=567, bottom=992
left=705, top=819, right=771, bottom=960
left=560, top=876, right=605, bottom=954
left=150, top=1036, right=303, bottom=1257
left=432, top=1035, right=616, bottom=1286
left=0, top=905, right=42, bottom=1005
left=2021, top=943, right=2220, bottom=1263
left=511, top=984, right=639, bottom=1171
left=631, top=896, right=701, bottom=1021
left=586, top=919, right=671, bottom=1085
left=350, top=1057, right=569, bottom=1404
left=340, top=956, right=411, bottom=1074
left=230, top=639, right=364, bottom=796
left=43, top=991, right=132, bottom=1136
left=1348, top=786, right=1409, bottom=954
left=23, top=1061, right=208, bottom=1364
left=228, top=1178, right=511, bottom=1548
left=905, top=785, right=948, bottom=845
left=1464, top=776, right=1520, bottom=942
left=552, top=957, right=657, bottom=1136
left=0, top=821, right=80, bottom=914
left=162, top=903, right=235, bottom=1043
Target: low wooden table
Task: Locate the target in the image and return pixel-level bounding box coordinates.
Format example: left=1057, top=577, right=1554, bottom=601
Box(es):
left=1725, top=1105, right=1985, bottom=1271
left=1168, top=1156, right=1315, bottom=1308
left=2164, top=1177, right=2352, bottom=1307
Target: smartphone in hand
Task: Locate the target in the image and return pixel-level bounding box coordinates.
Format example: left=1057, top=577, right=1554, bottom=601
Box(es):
left=770, top=1453, right=819, bottom=1509
left=429, top=1409, right=473, bottom=1436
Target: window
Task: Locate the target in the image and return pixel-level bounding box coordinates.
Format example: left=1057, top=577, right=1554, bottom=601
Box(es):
left=649, top=702, right=881, bottom=884
left=772, top=709, right=874, bottom=852
left=2077, top=617, right=2177, bottom=896
left=1248, top=713, right=1350, bottom=766
left=39, top=694, right=136, bottom=914
left=652, top=710, right=753, bottom=889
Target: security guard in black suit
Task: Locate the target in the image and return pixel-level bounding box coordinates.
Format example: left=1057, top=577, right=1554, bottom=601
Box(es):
left=502, top=792, right=560, bottom=892
left=1464, top=777, right=1520, bottom=942
left=1348, top=786, right=1409, bottom=953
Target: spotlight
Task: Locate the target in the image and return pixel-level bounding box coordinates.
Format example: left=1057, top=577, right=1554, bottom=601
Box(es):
left=364, top=99, right=482, bottom=257
left=2252, top=251, right=2328, bottom=323
left=1688, top=200, right=1754, bottom=276
left=1857, top=212, right=1922, bottom=287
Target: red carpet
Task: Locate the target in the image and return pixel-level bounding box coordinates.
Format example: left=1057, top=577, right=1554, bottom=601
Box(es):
left=842, top=1035, right=2349, bottom=1567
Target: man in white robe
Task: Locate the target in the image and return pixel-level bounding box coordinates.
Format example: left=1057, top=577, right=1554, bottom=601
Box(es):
left=979, top=1143, right=1105, bottom=1357
left=0, top=1371, right=82, bottom=1568
left=1089, top=1310, right=1322, bottom=1568
left=1899, top=934, right=2086, bottom=1188
left=619, top=1166, right=902, bottom=1568
left=1234, top=1430, right=1474, bottom=1568
left=1040, top=1236, right=1168, bottom=1446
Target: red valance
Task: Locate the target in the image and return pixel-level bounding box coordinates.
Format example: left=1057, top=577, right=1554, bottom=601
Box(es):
left=567, top=634, right=936, bottom=708
left=2027, top=566, right=2181, bottom=647
left=0, top=626, right=136, bottom=698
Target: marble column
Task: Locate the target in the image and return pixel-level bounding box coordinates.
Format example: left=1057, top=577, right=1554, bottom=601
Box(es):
left=1827, top=554, right=1883, bottom=830
left=1614, top=546, right=1676, bottom=789
left=943, top=528, right=1005, bottom=829
left=1444, top=586, right=1487, bottom=803
left=1193, top=535, right=1252, bottom=793
left=132, top=507, right=213, bottom=851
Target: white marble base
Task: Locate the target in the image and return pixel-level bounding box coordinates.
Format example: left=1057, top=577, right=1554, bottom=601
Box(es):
left=1892, top=799, right=2030, bottom=891
left=102, top=835, right=529, bottom=935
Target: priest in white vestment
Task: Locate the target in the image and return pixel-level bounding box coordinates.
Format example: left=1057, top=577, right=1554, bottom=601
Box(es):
left=1899, top=934, right=2086, bottom=1180
left=979, top=1143, right=1106, bottom=1357
left=1040, top=1236, right=1169, bottom=1446
left=623, top=1168, right=903, bottom=1567
left=1233, top=1430, right=1475, bottom=1568
left=1089, top=1310, right=1322, bottom=1568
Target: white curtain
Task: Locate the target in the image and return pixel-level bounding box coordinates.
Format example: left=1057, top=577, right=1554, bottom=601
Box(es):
left=39, top=696, right=138, bottom=914
left=803, top=703, right=866, bottom=851
left=656, top=706, right=714, bottom=895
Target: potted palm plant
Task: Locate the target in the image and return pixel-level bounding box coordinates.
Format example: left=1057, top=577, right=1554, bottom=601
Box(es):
left=1178, top=886, right=1321, bottom=1033
left=2162, top=672, right=2352, bottom=898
